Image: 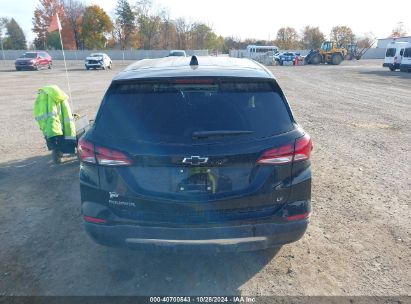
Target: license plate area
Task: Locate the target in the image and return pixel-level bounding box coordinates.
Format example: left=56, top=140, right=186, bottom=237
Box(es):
left=129, top=164, right=252, bottom=196
left=177, top=168, right=215, bottom=193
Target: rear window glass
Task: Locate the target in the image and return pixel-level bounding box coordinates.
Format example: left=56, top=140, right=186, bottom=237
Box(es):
left=95, top=79, right=294, bottom=144
left=386, top=48, right=396, bottom=57
left=169, top=51, right=185, bottom=56
left=404, top=48, right=411, bottom=58
left=20, top=53, right=37, bottom=58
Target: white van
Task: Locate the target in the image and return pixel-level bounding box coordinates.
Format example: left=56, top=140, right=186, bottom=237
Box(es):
left=246, top=45, right=278, bottom=60
left=383, top=41, right=409, bottom=71
left=399, top=44, right=411, bottom=72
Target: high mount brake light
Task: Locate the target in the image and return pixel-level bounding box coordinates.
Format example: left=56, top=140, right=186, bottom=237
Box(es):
left=257, top=134, right=313, bottom=165
left=77, top=138, right=132, bottom=166
left=172, top=78, right=215, bottom=84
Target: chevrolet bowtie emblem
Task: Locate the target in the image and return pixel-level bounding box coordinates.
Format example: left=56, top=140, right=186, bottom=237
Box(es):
left=182, top=156, right=209, bottom=165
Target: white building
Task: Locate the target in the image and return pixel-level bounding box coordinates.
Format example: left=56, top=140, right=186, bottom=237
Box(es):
left=377, top=36, right=411, bottom=48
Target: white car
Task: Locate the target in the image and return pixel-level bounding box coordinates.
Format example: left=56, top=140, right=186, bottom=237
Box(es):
left=168, top=50, right=187, bottom=57
left=85, top=53, right=112, bottom=70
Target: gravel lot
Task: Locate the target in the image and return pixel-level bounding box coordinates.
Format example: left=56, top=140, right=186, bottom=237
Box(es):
left=0, top=59, right=410, bottom=296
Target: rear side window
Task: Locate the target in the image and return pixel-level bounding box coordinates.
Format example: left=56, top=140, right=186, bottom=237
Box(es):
left=404, top=48, right=411, bottom=58
left=386, top=48, right=396, bottom=57
left=95, top=79, right=294, bottom=144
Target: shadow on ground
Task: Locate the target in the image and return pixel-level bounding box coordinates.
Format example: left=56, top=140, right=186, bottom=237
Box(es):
left=359, top=69, right=411, bottom=79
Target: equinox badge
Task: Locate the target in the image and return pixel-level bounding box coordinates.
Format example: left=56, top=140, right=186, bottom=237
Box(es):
left=182, top=156, right=209, bottom=165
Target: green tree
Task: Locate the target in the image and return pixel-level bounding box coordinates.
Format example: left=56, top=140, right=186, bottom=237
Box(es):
left=3, top=18, right=27, bottom=49
left=205, top=33, right=224, bottom=52
left=222, top=36, right=242, bottom=53
left=138, top=14, right=161, bottom=49
left=330, top=26, right=355, bottom=47
left=275, top=27, right=300, bottom=49
left=46, top=31, right=61, bottom=49
left=32, top=0, right=64, bottom=49
left=81, top=5, right=113, bottom=49
left=114, top=0, right=136, bottom=49
left=190, top=23, right=213, bottom=49
left=301, top=26, right=324, bottom=49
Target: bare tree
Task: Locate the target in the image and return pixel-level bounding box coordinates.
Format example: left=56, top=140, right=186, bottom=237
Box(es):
left=301, top=26, right=324, bottom=49
left=356, top=32, right=375, bottom=49
left=390, top=22, right=408, bottom=38
left=175, top=18, right=191, bottom=49
left=330, top=25, right=355, bottom=47
left=62, top=0, right=85, bottom=49
left=275, top=27, right=300, bottom=49
left=158, top=9, right=176, bottom=49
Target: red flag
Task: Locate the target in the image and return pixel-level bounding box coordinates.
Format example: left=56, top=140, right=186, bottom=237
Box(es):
left=47, top=14, right=62, bottom=33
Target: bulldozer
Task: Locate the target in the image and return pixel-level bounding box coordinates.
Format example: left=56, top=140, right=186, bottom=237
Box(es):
left=305, top=41, right=347, bottom=65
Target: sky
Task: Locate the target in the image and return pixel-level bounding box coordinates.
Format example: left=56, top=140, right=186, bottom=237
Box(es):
left=0, top=0, right=410, bottom=43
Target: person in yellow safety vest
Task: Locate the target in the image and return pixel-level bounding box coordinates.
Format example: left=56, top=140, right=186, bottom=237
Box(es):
left=34, top=85, right=76, bottom=142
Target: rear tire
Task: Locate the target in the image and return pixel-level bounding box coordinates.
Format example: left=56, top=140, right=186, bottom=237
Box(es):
left=389, top=66, right=396, bottom=71
left=52, top=150, right=63, bottom=164
left=332, top=54, right=343, bottom=65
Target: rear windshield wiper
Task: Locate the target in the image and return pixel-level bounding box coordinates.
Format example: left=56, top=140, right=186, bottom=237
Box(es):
left=192, top=130, right=254, bottom=139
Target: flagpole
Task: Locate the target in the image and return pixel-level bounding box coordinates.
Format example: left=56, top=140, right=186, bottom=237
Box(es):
left=0, top=29, right=6, bottom=66
left=57, top=16, right=74, bottom=112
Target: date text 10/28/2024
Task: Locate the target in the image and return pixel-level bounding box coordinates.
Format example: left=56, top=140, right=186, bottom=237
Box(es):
left=150, top=297, right=256, bottom=303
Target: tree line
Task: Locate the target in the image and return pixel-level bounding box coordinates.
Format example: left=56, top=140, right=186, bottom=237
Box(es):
left=0, top=0, right=408, bottom=51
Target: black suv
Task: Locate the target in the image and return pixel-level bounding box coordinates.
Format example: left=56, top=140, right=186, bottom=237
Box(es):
left=78, top=56, right=312, bottom=252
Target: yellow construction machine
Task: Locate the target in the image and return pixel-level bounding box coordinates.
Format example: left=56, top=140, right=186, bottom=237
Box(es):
left=305, top=41, right=347, bottom=65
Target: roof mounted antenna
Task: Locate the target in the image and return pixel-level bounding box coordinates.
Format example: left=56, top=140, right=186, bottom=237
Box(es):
left=189, top=55, right=199, bottom=66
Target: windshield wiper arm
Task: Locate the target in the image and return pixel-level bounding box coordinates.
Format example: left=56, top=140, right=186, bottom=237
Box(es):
left=192, top=130, right=254, bottom=139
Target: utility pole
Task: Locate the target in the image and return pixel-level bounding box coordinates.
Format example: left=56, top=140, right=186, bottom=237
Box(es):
left=0, top=29, right=6, bottom=66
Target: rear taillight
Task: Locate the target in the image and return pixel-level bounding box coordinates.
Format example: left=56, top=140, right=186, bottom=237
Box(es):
left=286, top=212, right=311, bottom=221
left=257, top=134, right=313, bottom=165
left=95, top=146, right=132, bottom=166
left=77, top=138, right=132, bottom=166
left=294, top=134, right=313, bottom=161
left=83, top=215, right=107, bottom=224
left=257, top=143, right=294, bottom=164
left=78, top=137, right=96, bottom=164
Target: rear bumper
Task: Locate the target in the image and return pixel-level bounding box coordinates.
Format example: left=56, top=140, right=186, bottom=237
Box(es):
left=85, top=63, right=103, bottom=68
left=15, top=64, right=36, bottom=70
left=84, top=218, right=309, bottom=252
